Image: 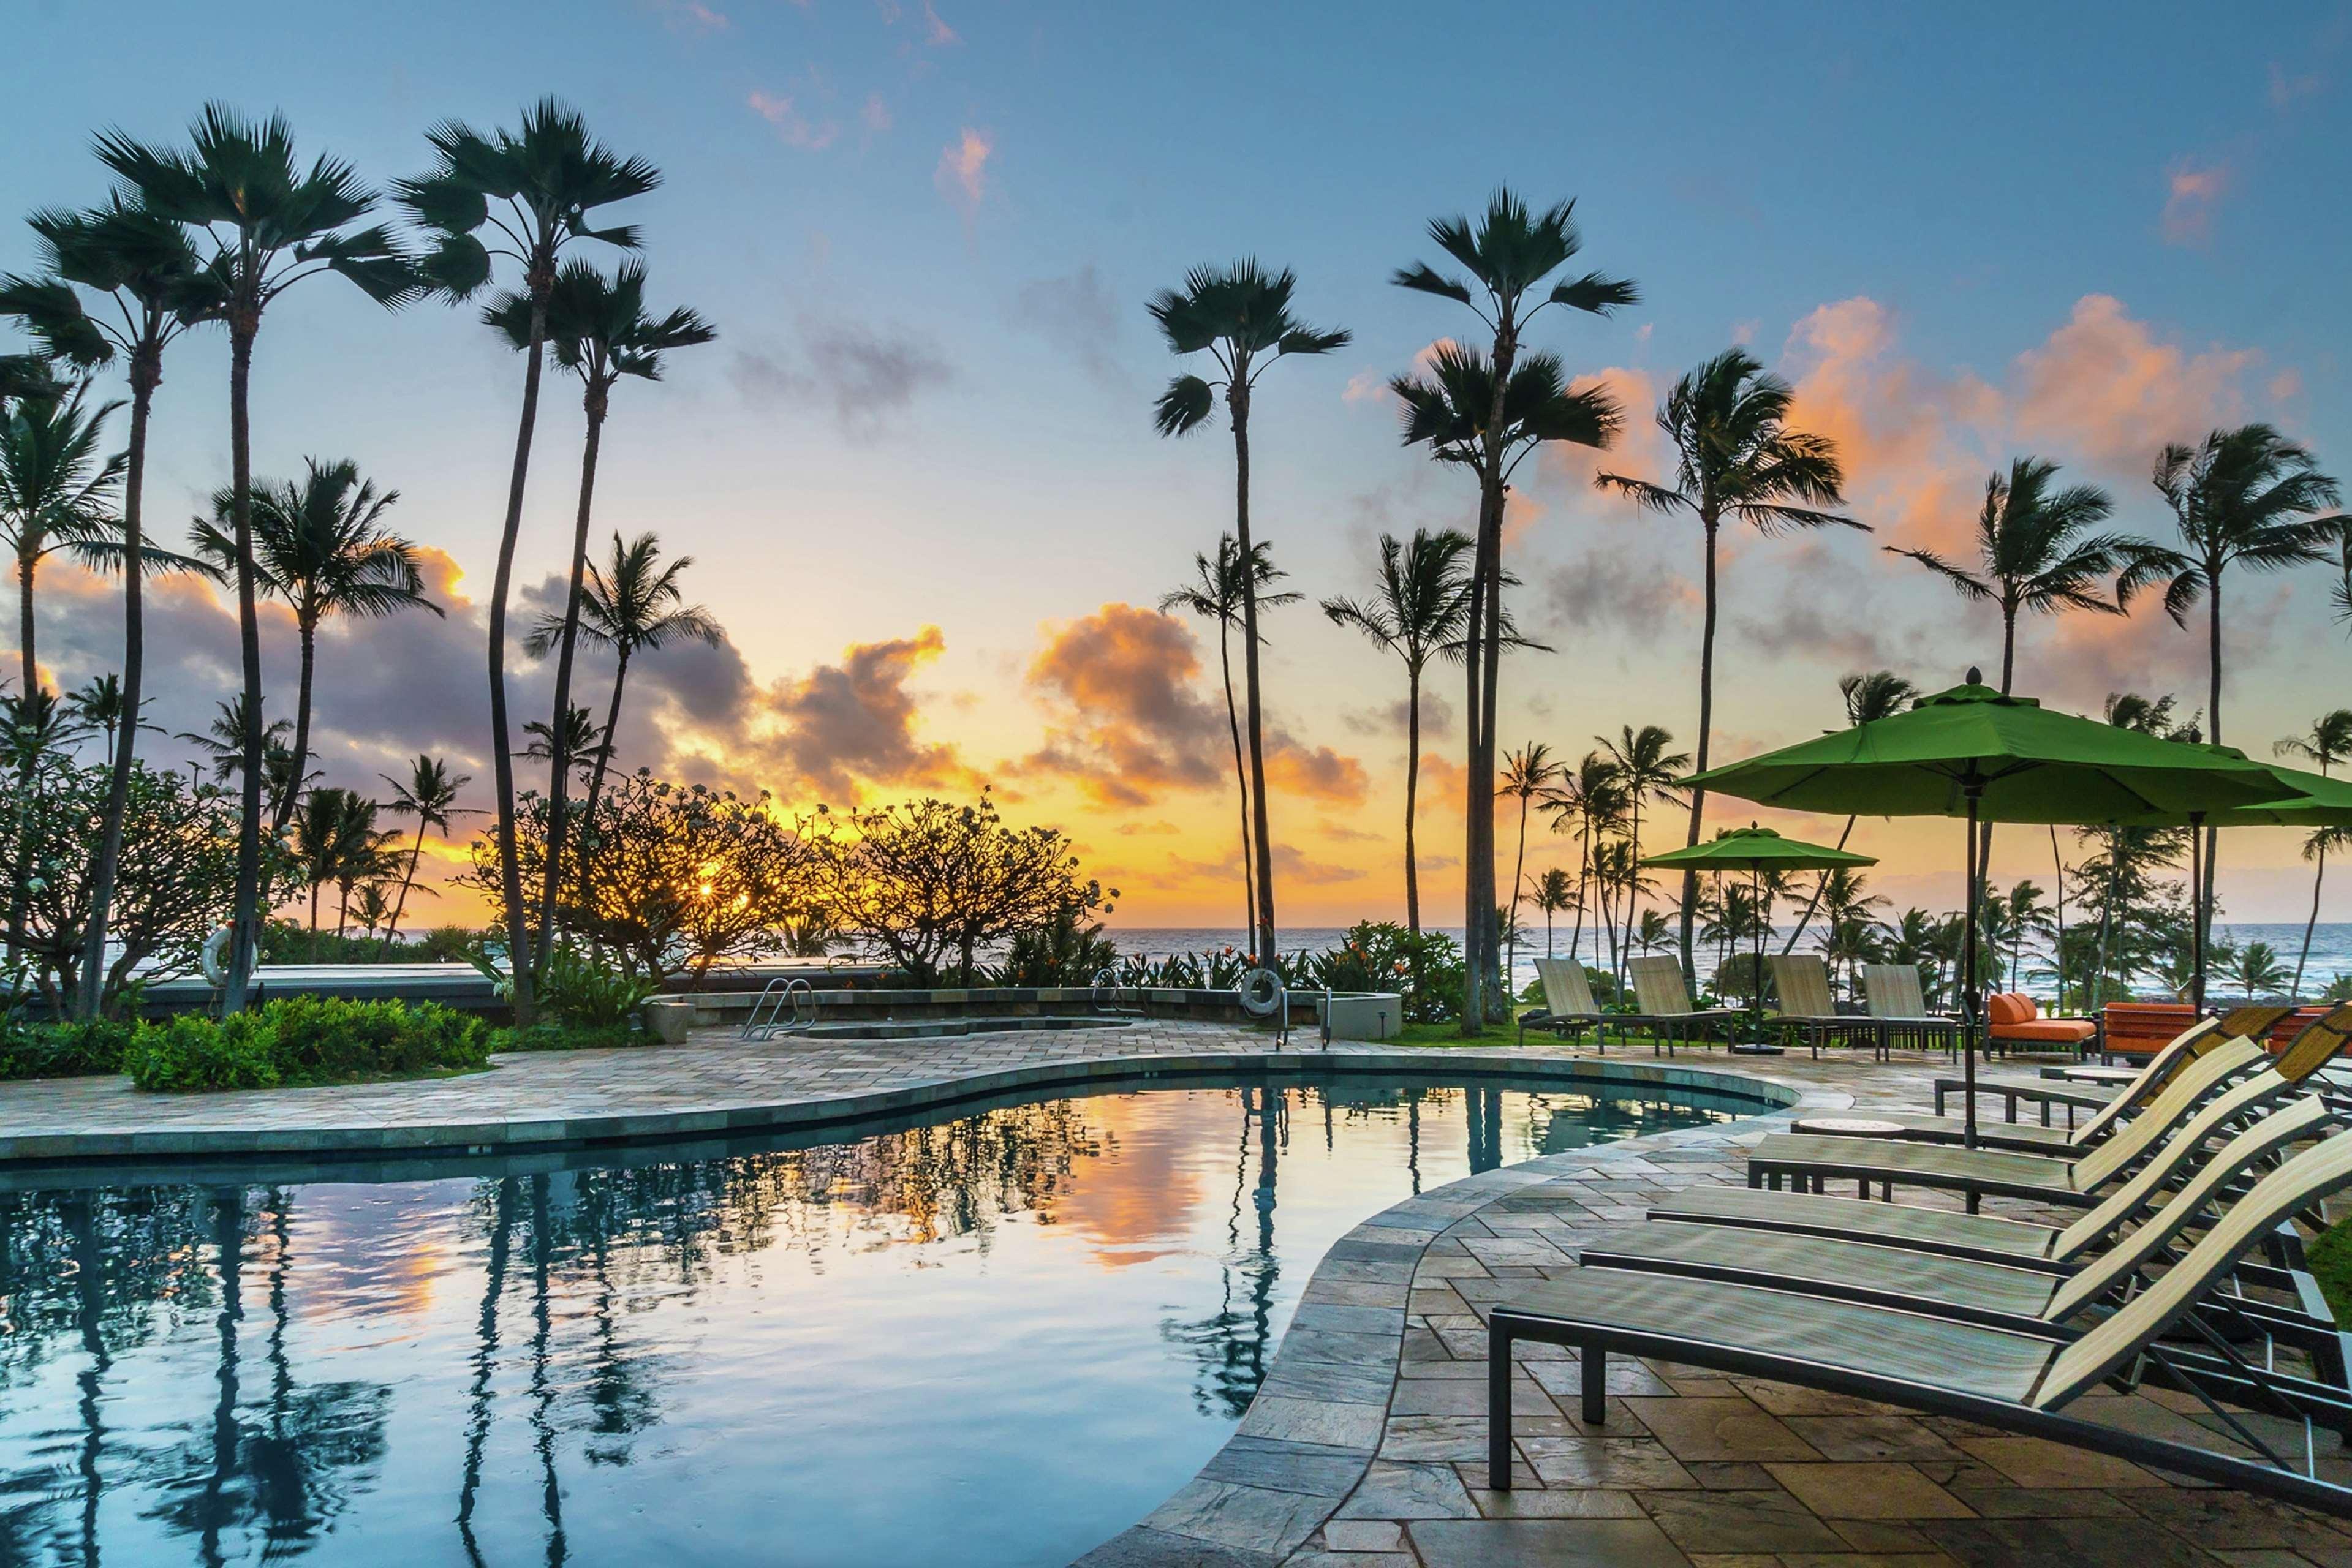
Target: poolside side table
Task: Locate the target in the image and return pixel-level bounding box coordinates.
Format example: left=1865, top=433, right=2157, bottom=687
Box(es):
left=1789, top=1115, right=1907, bottom=1199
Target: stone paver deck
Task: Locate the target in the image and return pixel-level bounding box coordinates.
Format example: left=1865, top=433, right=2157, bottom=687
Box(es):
left=2, top=1022, right=2345, bottom=1565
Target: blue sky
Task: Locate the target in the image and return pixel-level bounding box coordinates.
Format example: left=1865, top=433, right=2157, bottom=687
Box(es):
left=9, top=0, right=2352, bottom=926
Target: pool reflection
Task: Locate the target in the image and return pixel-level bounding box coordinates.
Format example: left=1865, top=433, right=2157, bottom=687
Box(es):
left=0, top=1073, right=1758, bottom=1567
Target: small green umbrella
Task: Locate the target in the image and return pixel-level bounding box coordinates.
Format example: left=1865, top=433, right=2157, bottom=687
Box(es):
left=1684, top=674, right=2283, bottom=1144
left=1641, top=826, right=1876, bottom=1050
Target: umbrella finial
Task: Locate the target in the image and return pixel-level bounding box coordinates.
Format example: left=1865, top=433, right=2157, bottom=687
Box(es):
left=1966, top=665, right=1983, bottom=685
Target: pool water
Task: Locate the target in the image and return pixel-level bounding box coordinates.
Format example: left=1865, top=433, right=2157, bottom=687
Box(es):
left=0, top=1069, right=1768, bottom=1567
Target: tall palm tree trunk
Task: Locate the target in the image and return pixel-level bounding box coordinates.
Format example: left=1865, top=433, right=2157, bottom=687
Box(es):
left=486, top=291, right=550, bottom=1022
left=1231, top=398, right=1277, bottom=966
left=225, top=325, right=266, bottom=1013
left=533, top=391, right=608, bottom=979
left=1402, top=664, right=1421, bottom=934
left=7, top=551, right=38, bottom=973
left=1620, top=797, right=1643, bottom=992
left=78, top=366, right=157, bottom=1019
left=2296, top=839, right=2327, bottom=1000
left=1784, top=816, right=1856, bottom=954
left=2202, top=578, right=2222, bottom=957
left=584, top=650, right=631, bottom=832
left=274, top=620, right=317, bottom=832
left=383, top=826, right=428, bottom=956
left=1679, top=518, right=1720, bottom=990
left=2049, top=826, right=2067, bottom=1012
left=1477, top=499, right=1505, bottom=1017
left=1507, top=793, right=1531, bottom=1001
left=1216, top=618, right=1254, bottom=944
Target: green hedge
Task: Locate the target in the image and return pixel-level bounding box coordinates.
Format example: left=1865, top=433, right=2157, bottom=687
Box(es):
left=0, top=1019, right=140, bottom=1082
left=123, top=998, right=490, bottom=1093
left=490, top=1020, right=639, bottom=1054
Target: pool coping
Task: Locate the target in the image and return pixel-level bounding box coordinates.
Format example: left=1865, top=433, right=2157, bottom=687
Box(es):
left=1072, top=1055, right=1843, bottom=1568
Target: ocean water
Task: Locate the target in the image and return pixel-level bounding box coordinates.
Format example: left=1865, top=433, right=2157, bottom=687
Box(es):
left=1104, top=922, right=2352, bottom=1001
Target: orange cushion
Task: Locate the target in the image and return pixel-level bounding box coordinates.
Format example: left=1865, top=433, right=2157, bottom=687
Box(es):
left=1991, top=1018, right=2098, bottom=1044
left=1986, top=993, right=2033, bottom=1027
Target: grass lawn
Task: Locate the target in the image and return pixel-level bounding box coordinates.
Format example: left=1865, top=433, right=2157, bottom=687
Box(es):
left=2309, top=1218, right=2352, bottom=1327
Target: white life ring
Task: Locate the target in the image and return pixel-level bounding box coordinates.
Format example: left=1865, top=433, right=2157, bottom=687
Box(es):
left=200, top=925, right=234, bottom=987
left=1237, top=967, right=1284, bottom=1017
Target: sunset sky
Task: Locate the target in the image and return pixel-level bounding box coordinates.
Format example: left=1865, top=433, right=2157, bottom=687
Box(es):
left=10, top=0, right=2352, bottom=930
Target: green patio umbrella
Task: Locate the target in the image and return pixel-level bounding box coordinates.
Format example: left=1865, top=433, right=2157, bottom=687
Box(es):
left=1683, top=673, right=2284, bottom=1144
left=1641, top=826, right=1875, bottom=1052
left=2095, top=753, right=2352, bottom=1011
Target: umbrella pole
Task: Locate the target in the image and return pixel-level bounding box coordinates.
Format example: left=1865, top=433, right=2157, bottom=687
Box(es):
left=1753, top=864, right=1764, bottom=1044
left=1962, top=788, right=1982, bottom=1152
left=2190, top=810, right=2207, bottom=1016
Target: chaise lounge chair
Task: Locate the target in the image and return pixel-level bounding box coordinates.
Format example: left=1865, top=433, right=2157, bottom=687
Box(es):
left=1745, top=1036, right=2275, bottom=1208
left=1516, top=957, right=1633, bottom=1050
left=1861, top=962, right=1961, bottom=1057
left=1932, top=1005, right=2291, bottom=1131
left=1488, top=1127, right=2352, bottom=1515
left=1855, top=1005, right=2326, bottom=1155
left=1576, top=1095, right=2338, bottom=1330
left=1625, top=955, right=1742, bottom=1054
left=1764, top=953, right=1877, bottom=1059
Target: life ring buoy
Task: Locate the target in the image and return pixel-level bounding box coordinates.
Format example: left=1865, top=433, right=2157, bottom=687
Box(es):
left=200, top=925, right=233, bottom=987
left=1237, top=968, right=1284, bottom=1017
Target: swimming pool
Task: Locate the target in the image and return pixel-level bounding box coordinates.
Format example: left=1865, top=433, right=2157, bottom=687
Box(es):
left=0, top=1066, right=1772, bottom=1566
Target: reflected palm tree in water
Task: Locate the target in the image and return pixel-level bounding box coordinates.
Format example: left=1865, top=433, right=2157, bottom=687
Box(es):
left=1163, top=1086, right=1287, bottom=1420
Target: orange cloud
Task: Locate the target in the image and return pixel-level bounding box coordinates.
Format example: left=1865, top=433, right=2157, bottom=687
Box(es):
left=934, top=127, right=991, bottom=212
left=1264, top=739, right=1369, bottom=805
left=748, top=91, right=838, bottom=150
left=2010, top=294, right=2256, bottom=467
left=2161, top=159, right=2231, bottom=245
left=1013, top=603, right=1227, bottom=807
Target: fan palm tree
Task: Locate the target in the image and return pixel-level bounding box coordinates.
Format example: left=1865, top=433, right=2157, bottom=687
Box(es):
left=1163, top=535, right=1301, bottom=941
left=1597, top=349, right=1858, bottom=986
left=1599, top=724, right=1689, bottom=988
left=1884, top=459, right=2136, bottom=694
left=1391, top=342, right=1613, bottom=1020
left=1498, top=742, right=1563, bottom=993
left=1319, top=527, right=1474, bottom=933
left=1392, top=190, right=1636, bottom=1030
left=0, top=382, right=127, bottom=696
left=2, top=195, right=216, bottom=1020
left=377, top=754, right=474, bottom=954
left=1540, top=751, right=1625, bottom=968
left=526, top=531, right=720, bottom=844
left=1783, top=670, right=1919, bottom=952
left=176, top=695, right=291, bottom=785
left=485, top=260, right=714, bottom=977
left=100, top=104, right=415, bottom=1011
left=1529, top=865, right=1575, bottom=957
left=399, top=99, right=658, bottom=1023
left=2123, top=424, right=2346, bottom=944
left=191, top=458, right=440, bottom=830
left=291, top=787, right=393, bottom=933
left=2277, top=709, right=2352, bottom=996
left=1149, top=259, right=1348, bottom=964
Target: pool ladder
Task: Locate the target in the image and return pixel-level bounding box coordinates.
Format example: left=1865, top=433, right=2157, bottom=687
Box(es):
left=741, top=977, right=818, bottom=1041
left=1091, top=967, right=1145, bottom=1017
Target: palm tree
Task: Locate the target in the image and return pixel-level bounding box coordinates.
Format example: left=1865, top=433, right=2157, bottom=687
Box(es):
left=1149, top=259, right=1348, bottom=964
left=1783, top=670, right=1919, bottom=952
left=1540, top=751, right=1624, bottom=969
left=2125, top=424, right=2346, bottom=945
left=3, top=195, right=215, bottom=1020
left=1392, top=194, right=1635, bottom=1026
left=1884, top=458, right=2135, bottom=694
left=1597, top=348, right=1858, bottom=987
left=1320, top=527, right=1473, bottom=934
left=2229, top=940, right=2292, bottom=1001
left=486, top=260, right=714, bottom=979
left=377, top=755, right=474, bottom=954
left=1995, top=880, right=2054, bottom=997
left=1599, top=724, right=1689, bottom=989
left=66, top=674, right=126, bottom=766
left=1529, top=866, right=1575, bottom=957
left=101, top=105, right=414, bottom=1011
left=2277, top=709, right=2352, bottom=996
left=191, top=458, right=440, bottom=829
left=291, top=786, right=393, bottom=933
left=1391, top=342, right=1613, bottom=1020
left=1164, top=536, right=1302, bottom=941
left=399, top=99, right=658, bottom=1024
left=1498, top=742, right=1563, bottom=996
left=177, top=695, right=292, bottom=785
left=524, top=531, right=722, bottom=856
left=0, top=382, right=127, bottom=696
